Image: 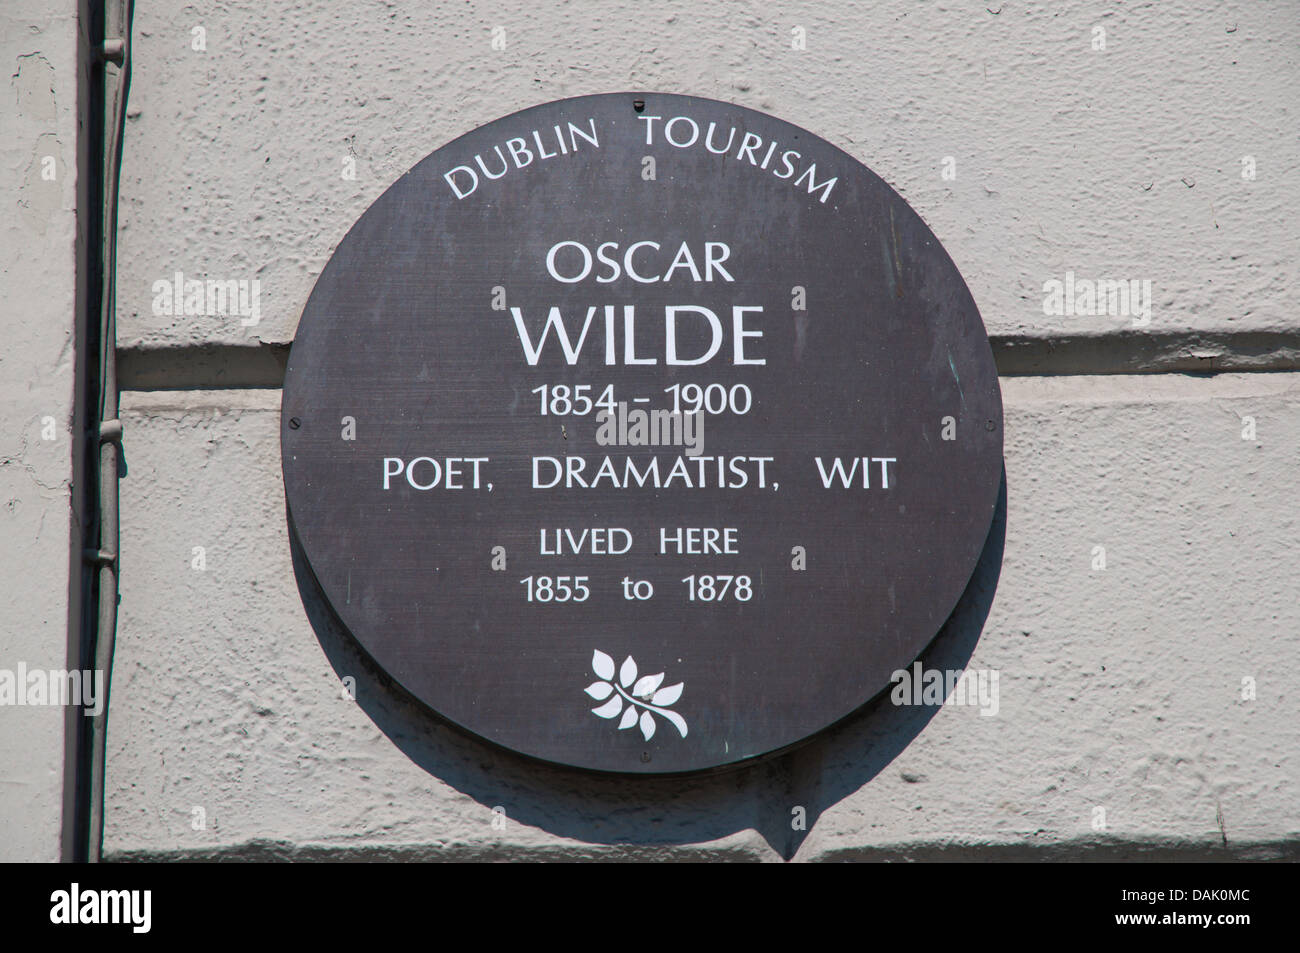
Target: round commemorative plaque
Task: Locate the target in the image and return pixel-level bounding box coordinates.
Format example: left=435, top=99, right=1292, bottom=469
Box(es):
left=282, top=93, right=1003, bottom=774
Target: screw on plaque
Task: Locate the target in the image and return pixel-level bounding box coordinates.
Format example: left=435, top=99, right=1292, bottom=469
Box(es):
left=633, top=99, right=645, bottom=113
left=985, top=420, right=995, bottom=431
left=640, top=751, right=651, bottom=763
left=289, top=417, right=301, bottom=430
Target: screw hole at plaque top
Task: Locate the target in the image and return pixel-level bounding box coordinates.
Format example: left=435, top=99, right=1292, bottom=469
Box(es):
left=985, top=419, right=995, bottom=431
left=289, top=417, right=301, bottom=430
left=633, top=99, right=645, bottom=113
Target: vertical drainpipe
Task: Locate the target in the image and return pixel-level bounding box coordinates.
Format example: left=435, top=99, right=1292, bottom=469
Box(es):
left=71, top=0, right=132, bottom=863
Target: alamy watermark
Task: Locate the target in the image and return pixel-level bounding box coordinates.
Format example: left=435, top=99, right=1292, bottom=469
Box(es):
left=890, top=662, right=999, bottom=716
left=0, top=664, right=103, bottom=716
left=50, top=883, right=150, bottom=933
left=595, top=401, right=704, bottom=456
left=1042, top=271, right=1150, bottom=327
left=152, top=270, right=260, bottom=326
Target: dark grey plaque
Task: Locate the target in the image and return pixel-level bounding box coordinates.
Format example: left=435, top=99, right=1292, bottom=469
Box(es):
left=282, top=93, right=1002, bottom=774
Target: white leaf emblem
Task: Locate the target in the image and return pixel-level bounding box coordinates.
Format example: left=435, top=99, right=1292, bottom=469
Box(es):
left=619, top=656, right=637, bottom=688
left=586, top=651, right=688, bottom=740
left=633, top=673, right=664, bottom=699
left=592, top=650, right=615, bottom=681
left=652, top=683, right=683, bottom=707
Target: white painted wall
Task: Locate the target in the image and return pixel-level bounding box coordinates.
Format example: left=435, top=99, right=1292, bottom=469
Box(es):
left=4, top=0, right=1298, bottom=860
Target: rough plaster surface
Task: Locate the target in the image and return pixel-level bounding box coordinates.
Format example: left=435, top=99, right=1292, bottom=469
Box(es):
left=115, top=1, right=1300, bottom=357
left=104, top=376, right=1300, bottom=860
left=7, top=0, right=1299, bottom=863
left=0, top=0, right=80, bottom=862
